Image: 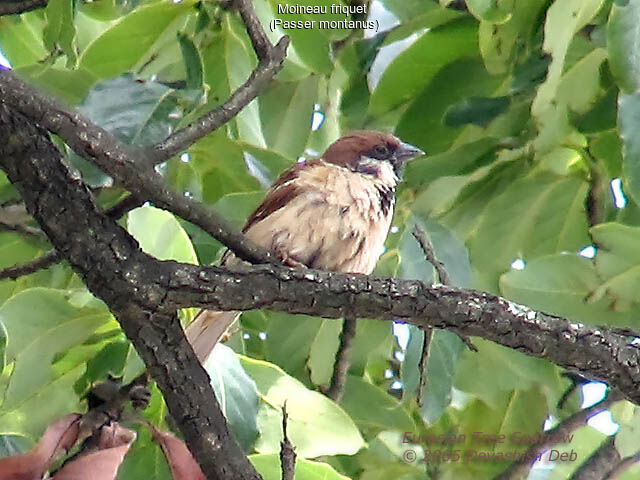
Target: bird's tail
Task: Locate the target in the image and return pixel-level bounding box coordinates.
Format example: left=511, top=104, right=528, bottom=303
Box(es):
left=185, top=309, right=240, bottom=364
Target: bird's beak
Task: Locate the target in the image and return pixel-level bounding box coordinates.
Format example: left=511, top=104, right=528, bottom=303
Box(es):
left=395, top=141, right=425, bottom=163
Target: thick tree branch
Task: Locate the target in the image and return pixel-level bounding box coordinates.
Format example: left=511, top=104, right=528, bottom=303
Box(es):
left=157, top=262, right=640, bottom=405
left=0, top=0, right=47, bottom=15
left=5, top=105, right=640, bottom=409
left=0, top=105, right=262, bottom=480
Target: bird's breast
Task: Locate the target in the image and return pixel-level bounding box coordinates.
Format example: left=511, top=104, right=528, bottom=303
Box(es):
left=243, top=162, right=395, bottom=274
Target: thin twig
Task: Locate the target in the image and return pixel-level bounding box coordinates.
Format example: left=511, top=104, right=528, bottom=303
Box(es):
left=412, top=224, right=450, bottom=285
left=416, top=328, right=433, bottom=406
left=0, top=250, right=60, bottom=280
left=280, top=403, right=296, bottom=480
left=569, top=436, right=620, bottom=480
left=0, top=0, right=48, bottom=16
left=412, top=224, right=477, bottom=352
left=0, top=220, right=44, bottom=239
left=148, top=0, right=289, bottom=163
left=603, top=451, right=640, bottom=480
left=326, top=315, right=357, bottom=402
left=0, top=194, right=142, bottom=281
left=0, top=68, right=274, bottom=265
left=496, top=391, right=622, bottom=480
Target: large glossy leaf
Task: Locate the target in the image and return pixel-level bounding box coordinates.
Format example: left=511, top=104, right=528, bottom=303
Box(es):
left=79, top=1, right=193, bottom=79
left=454, top=339, right=561, bottom=409
left=223, top=14, right=266, bottom=147
left=127, top=206, right=198, bottom=264
left=259, top=76, right=318, bottom=159
left=0, top=289, right=109, bottom=411
left=466, top=0, right=511, bottom=23
left=205, top=344, right=260, bottom=451
left=241, top=356, right=365, bottom=458
left=531, top=0, right=604, bottom=152
left=478, top=0, right=547, bottom=74
left=618, top=92, right=640, bottom=205
left=0, top=14, right=47, bottom=68
left=174, top=131, right=262, bottom=204
left=500, top=252, right=637, bottom=328
left=14, top=66, right=96, bottom=104
left=369, top=17, right=478, bottom=116
left=80, top=74, right=200, bottom=147
left=341, top=376, right=415, bottom=432
left=467, top=172, right=590, bottom=292
left=608, top=0, right=640, bottom=94
left=396, top=58, right=504, bottom=155
left=43, top=0, right=77, bottom=67
left=590, top=223, right=640, bottom=311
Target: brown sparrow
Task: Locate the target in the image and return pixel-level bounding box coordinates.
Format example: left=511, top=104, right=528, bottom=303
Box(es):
left=186, top=130, right=424, bottom=363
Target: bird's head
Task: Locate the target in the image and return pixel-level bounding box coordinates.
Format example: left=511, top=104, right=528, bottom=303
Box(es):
left=322, top=130, right=424, bottom=179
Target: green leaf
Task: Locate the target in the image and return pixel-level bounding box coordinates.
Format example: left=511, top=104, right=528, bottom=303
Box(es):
left=265, top=312, right=322, bottom=382
left=500, top=253, right=637, bottom=328
left=467, top=172, right=590, bottom=292
left=404, top=138, right=499, bottom=190
left=241, top=356, right=365, bottom=458
left=260, top=76, right=319, bottom=159
left=403, top=328, right=464, bottom=425
left=589, top=223, right=640, bottom=311
left=0, top=288, right=110, bottom=411
left=369, top=17, right=478, bottom=116
left=250, top=453, right=351, bottom=480
left=439, top=158, right=528, bottom=241
left=43, top=0, right=77, bottom=67
left=444, top=96, right=510, bottom=128
left=396, top=58, right=504, bottom=155
left=0, top=15, right=47, bottom=68
left=341, top=375, right=415, bottom=432
left=608, top=0, right=640, bottom=93
left=213, top=191, right=265, bottom=231
left=13, top=66, right=96, bottom=104
left=177, top=32, right=204, bottom=90
left=204, top=344, right=259, bottom=451
left=478, top=0, right=547, bottom=74
left=79, top=1, right=193, bottom=79
left=223, top=14, right=266, bottom=147
left=79, top=74, right=200, bottom=147
left=0, top=364, right=84, bottom=440
left=454, top=339, right=561, bottom=408
left=307, top=320, right=342, bottom=387
left=532, top=0, right=605, bottom=152
left=619, top=92, right=640, bottom=205
left=127, top=205, right=198, bottom=264
left=0, top=233, right=42, bottom=306
left=466, top=0, right=511, bottom=23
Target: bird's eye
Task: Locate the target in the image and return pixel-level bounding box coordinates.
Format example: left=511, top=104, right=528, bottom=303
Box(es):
left=374, top=144, right=390, bottom=158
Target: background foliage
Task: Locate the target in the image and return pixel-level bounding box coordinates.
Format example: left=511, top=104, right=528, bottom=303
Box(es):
left=2, top=0, right=640, bottom=478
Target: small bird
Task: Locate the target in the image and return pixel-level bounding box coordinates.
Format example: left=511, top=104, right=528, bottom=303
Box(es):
left=186, top=130, right=424, bottom=363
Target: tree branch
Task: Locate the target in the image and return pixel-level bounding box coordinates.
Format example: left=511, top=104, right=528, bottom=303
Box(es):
left=325, top=315, right=357, bottom=402
left=0, top=195, right=143, bottom=281
left=0, top=104, right=262, bottom=480
left=496, top=392, right=621, bottom=480
left=0, top=68, right=273, bottom=265
left=0, top=0, right=47, bottom=16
